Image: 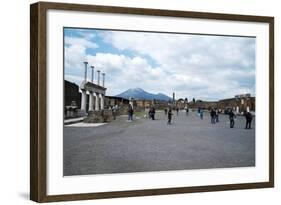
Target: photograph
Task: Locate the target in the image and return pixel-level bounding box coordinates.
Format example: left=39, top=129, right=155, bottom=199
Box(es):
left=30, top=2, right=274, bottom=202
left=63, top=28, right=256, bottom=176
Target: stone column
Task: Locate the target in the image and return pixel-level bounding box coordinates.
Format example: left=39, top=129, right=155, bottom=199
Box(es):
left=97, top=70, right=100, bottom=85
left=95, top=92, right=99, bottom=111
left=236, top=106, right=239, bottom=113
left=89, top=92, right=94, bottom=111
left=81, top=90, right=87, bottom=111
left=101, top=94, right=104, bottom=110
left=91, top=66, right=94, bottom=82
left=102, top=73, right=105, bottom=87
left=83, top=61, right=88, bottom=81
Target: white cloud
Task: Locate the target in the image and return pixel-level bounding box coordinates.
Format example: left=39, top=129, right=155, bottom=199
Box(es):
left=65, top=36, right=98, bottom=49
left=85, top=53, right=169, bottom=96
left=103, top=32, right=254, bottom=72
left=64, top=35, right=99, bottom=76
left=65, top=29, right=256, bottom=101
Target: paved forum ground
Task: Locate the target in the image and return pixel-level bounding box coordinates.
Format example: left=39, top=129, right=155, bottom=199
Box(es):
left=63, top=110, right=255, bottom=176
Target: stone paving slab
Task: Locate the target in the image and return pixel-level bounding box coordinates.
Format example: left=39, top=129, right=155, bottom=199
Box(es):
left=64, top=117, right=84, bottom=125
left=65, top=122, right=107, bottom=127
left=63, top=110, right=255, bottom=176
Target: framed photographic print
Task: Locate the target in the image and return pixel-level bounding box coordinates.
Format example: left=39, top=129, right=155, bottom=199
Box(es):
left=30, top=1, right=274, bottom=202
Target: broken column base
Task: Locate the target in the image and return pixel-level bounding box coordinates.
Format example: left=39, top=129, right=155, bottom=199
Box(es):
left=84, top=110, right=113, bottom=123
left=77, top=109, right=87, bottom=117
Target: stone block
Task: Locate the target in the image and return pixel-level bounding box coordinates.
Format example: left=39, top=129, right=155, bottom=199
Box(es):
left=84, top=110, right=113, bottom=123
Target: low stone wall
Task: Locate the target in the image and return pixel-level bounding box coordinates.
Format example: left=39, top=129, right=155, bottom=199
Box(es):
left=84, top=105, right=145, bottom=123
left=84, top=110, right=114, bottom=123
left=65, top=108, right=86, bottom=119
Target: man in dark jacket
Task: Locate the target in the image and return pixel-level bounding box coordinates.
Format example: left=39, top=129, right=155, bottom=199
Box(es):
left=245, top=111, right=253, bottom=129
left=210, top=109, right=216, bottom=124
left=229, top=109, right=236, bottom=128
left=127, top=104, right=134, bottom=122
left=167, top=108, right=173, bottom=125
left=151, top=107, right=156, bottom=120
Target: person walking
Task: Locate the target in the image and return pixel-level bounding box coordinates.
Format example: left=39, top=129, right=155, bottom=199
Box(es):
left=210, top=109, right=216, bottom=124
left=127, top=104, right=134, bottom=122
left=229, top=109, right=236, bottom=128
left=245, top=111, right=253, bottom=129
left=167, top=108, right=173, bottom=125
left=200, top=109, right=203, bottom=120
left=215, top=108, right=219, bottom=122
left=176, top=107, right=179, bottom=116
left=151, top=107, right=156, bottom=120
left=185, top=106, right=189, bottom=116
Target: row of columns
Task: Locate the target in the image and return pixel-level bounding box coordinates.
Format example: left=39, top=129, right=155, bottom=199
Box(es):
left=81, top=91, right=105, bottom=111
left=80, top=61, right=106, bottom=112
left=83, top=62, right=106, bottom=87
left=235, top=97, right=251, bottom=113
left=235, top=106, right=250, bottom=113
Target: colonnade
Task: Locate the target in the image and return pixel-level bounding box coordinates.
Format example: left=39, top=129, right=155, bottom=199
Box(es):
left=80, top=61, right=106, bottom=112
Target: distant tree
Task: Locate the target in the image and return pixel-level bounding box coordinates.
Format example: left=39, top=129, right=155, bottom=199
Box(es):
left=193, top=98, right=196, bottom=104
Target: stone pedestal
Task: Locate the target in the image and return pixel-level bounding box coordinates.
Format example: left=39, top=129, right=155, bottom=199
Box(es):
left=77, top=109, right=87, bottom=117
left=84, top=110, right=113, bottom=123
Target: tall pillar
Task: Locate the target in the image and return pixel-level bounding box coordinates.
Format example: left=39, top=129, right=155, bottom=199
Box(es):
left=89, top=92, right=94, bottom=111
left=91, top=66, right=94, bottom=82
left=81, top=90, right=87, bottom=111
left=101, top=94, right=104, bottom=110
left=83, top=62, right=88, bottom=81
left=95, top=92, right=99, bottom=111
left=97, top=70, right=100, bottom=85
left=102, top=73, right=105, bottom=87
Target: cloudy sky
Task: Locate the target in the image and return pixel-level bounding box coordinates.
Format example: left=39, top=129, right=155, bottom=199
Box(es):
left=64, top=28, right=255, bottom=101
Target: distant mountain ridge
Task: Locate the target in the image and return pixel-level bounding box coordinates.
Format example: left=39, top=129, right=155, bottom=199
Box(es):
left=115, top=88, right=172, bottom=101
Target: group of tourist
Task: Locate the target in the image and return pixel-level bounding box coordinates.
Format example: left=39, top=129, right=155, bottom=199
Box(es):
left=224, top=109, right=253, bottom=129
left=126, top=104, right=253, bottom=129
left=210, top=108, right=253, bottom=129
